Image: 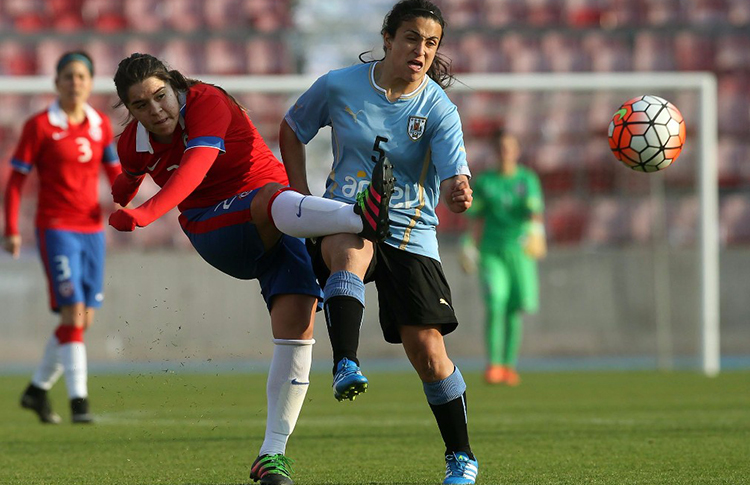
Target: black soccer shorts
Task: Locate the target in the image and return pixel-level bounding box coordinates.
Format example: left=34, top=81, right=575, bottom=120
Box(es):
left=308, top=238, right=459, bottom=344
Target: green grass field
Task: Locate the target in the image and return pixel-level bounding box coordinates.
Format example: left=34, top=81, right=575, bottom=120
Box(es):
left=2, top=370, right=748, bottom=485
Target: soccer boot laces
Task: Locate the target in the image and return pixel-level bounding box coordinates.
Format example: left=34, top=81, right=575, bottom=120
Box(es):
left=444, top=452, right=479, bottom=485
left=354, top=156, right=395, bottom=243
left=250, top=454, right=294, bottom=485
left=332, top=357, right=368, bottom=401
left=20, top=385, right=61, bottom=424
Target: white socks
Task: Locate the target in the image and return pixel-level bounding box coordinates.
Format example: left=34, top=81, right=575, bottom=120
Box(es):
left=259, top=338, right=314, bottom=456
left=60, top=342, right=88, bottom=399
left=31, top=335, right=63, bottom=390
left=270, top=190, right=363, bottom=238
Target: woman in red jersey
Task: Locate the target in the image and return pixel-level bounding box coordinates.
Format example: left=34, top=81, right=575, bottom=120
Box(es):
left=108, top=53, right=392, bottom=485
left=3, top=51, right=121, bottom=424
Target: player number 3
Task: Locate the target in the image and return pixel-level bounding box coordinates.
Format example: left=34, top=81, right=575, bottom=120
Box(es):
left=75, top=137, right=93, bottom=163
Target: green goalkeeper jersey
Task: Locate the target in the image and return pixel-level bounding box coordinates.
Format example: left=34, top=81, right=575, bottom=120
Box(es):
left=467, top=166, right=544, bottom=251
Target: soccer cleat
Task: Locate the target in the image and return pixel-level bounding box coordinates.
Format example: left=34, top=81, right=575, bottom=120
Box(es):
left=20, top=385, right=61, bottom=424
left=484, top=364, right=504, bottom=385
left=250, top=454, right=294, bottom=485
left=444, top=452, right=479, bottom=485
left=354, top=156, right=395, bottom=243
left=70, top=397, right=94, bottom=424
left=332, top=357, right=368, bottom=401
left=502, top=367, right=521, bottom=387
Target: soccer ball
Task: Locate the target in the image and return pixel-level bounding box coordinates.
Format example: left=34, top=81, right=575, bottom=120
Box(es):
left=607, top=95, right=686, bottom=172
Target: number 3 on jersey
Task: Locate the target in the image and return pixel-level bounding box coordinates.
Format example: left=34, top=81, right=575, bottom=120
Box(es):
left=75, top=137, right=93, bottom=163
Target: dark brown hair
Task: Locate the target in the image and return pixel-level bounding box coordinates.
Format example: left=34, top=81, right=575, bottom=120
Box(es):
left=113, top=53, right=245, bottom=118
left=359, top=0, right=454, bottom=89
left=56, top=51, right=94, bottom=76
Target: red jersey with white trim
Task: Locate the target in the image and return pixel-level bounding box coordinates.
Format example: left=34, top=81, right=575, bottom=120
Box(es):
left=10, top=102, right=119, bottom=231
left=117, top=83, right=288, bottom=211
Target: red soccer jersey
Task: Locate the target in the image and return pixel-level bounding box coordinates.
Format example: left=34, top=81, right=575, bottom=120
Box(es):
left=117, top=83, right=288, bottom=211
left=9, top=102, right=120, bottom=232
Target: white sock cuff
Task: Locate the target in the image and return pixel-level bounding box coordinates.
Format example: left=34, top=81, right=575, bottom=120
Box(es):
left=272, top=338, right=315, bottom=346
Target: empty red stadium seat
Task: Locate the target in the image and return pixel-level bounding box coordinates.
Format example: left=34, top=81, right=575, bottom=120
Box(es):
left=546, top=196, right=589, bottom=244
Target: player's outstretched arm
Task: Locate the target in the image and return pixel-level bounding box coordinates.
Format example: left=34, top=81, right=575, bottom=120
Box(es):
left=279, top=119, right=312, bottom=195
left=440, top=174, right=472, bottom=213
left=109, top=147, right=218, bottom=232
left=111, top=172, right=144, bottom=207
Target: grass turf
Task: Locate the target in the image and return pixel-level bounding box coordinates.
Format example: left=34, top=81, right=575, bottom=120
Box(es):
left=1, top=370, right=748, bottom=484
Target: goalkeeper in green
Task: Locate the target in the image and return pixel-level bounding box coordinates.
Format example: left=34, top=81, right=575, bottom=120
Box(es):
left=460, top=130, right=546, bottom=385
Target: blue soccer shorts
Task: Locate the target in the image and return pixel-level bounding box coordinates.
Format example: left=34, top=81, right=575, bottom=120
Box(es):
left=179, top=189, right=323, bottom=309
left=36, top=228, right=106, bottom=312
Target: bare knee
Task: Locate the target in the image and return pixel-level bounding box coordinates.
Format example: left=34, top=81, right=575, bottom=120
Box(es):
left=401, top=326, right=454, bottom=382
left=269, top=294, right=317, bottom=340
left=60, top=303, right=87, bottom=328
left=411, top=350, right=444, bottom=381
left=320, top=234, right=374, bottom=275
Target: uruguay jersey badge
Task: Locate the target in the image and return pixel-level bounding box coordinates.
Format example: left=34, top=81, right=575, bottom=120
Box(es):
left=407, top=116, right=427, bottom=141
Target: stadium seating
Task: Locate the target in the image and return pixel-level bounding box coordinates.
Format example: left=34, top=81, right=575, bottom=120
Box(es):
left=0, top=0, right=747, bottom=247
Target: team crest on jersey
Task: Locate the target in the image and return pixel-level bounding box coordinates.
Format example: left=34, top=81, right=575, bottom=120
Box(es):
left=58, top=280, right=74, bottom=298
left=407, top=116, right=427, bottom=141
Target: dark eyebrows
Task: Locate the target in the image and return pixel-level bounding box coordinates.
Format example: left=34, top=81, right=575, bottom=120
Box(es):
left=130, top=86, right=166, bottom=106
left=404, top=29, right=440, bottom=42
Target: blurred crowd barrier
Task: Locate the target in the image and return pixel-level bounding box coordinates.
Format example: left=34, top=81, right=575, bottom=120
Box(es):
left=2, top=243, right=748, bottom=368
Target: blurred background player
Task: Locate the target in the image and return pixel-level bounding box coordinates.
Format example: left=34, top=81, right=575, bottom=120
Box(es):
left=279, top=1, right=479, bottom=483
left=108, top=52, right=391, bottom=485
left=461, top=129, right=546, bottom=386
left=3, top=51, right=121, bottom=424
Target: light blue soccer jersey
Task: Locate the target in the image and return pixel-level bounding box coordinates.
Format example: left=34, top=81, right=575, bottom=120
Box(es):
left=285, top=62, right=470, bottom=261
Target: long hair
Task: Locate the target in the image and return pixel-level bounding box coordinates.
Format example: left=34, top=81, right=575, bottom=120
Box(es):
left=113, top=53, right=245, bottom=121
left=359, top=0, right=454, bottom=89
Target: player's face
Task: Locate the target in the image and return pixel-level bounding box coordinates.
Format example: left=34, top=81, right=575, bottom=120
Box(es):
left=384, top=16, right=442, bottom=85
left=125, top=76, right=181, bottom=143
left=498, top=135, right=520, bottom=171
left=55, top=61, right=93, bottom=109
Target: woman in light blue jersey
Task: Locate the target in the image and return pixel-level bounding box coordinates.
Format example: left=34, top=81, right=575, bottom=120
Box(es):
left=279, top=1, right=478, bottom=483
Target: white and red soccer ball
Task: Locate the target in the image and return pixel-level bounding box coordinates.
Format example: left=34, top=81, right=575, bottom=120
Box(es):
left=608, top=95, right=686, bottom=172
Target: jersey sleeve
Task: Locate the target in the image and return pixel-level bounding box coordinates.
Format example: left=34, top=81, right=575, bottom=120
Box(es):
left=100, top=115, right=120, bottom=165
left=525, top=170, right=544, bottom=214
left=284, top=73, right=331, bottom=144
left=10, top=117, right=44, bottom=174
left=183, top=87, right=231, bottom=153
left=3, top=170, right=26, bottom=236
left=430, top=103, right=470, bottom=182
